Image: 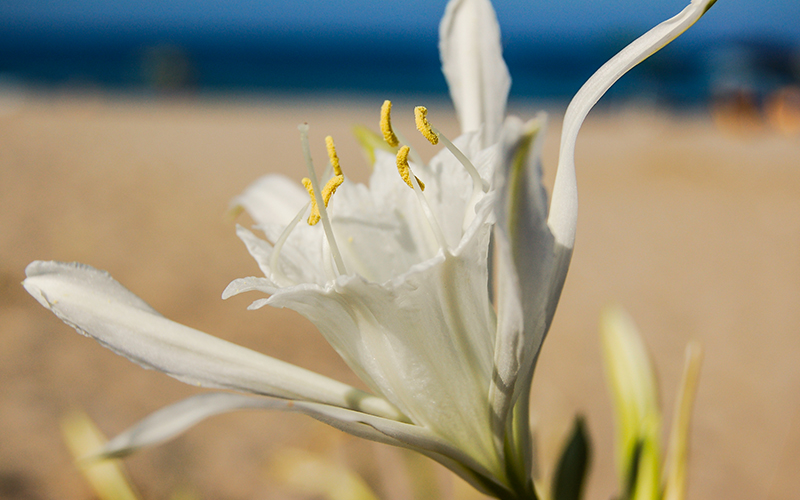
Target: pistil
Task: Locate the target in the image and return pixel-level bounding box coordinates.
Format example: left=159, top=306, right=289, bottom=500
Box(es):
left=298, top=124, right=348, bottom=276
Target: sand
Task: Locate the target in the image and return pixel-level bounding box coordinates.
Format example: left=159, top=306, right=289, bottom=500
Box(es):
left=1, top=92, right=798, bottom=500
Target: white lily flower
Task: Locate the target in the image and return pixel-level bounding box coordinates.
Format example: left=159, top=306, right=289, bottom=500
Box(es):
left=23, top=0, right=715, bottom=498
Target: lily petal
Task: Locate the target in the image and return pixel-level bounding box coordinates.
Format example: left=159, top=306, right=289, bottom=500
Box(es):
left=230, top=173, right=308, bottom=230
left=263, top=249, right=500, bottom=471
left=99, top=391, right=483, bottom=472
left=492, top=115, right=552, bottom=406
left=490, top=115, right=554, bottom=484
left=23, top=261, right=404, bottom=421
left=440, top=0, right=511, bottom=146
left=97, top=391, right=513, bottom=499
left=99, top=393, right=276, bottom=458
left=96, top=392, right=418, bottom=459
left=549, top=0, right=717, bottom=250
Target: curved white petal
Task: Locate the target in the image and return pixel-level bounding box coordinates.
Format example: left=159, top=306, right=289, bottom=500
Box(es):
left=98, top=392, right=469, bottom=462
left=440, top=0, right=511, bottom=146
left=490, top=116, right=554, bottom=444
left=549, top=0, right=718, bottom=249
left=97, top=391, right=513, bottom=498
left=100, top=393, right=276, bottom=458
left=23, top=261, right=404, bottom=421
left=96, top=392, right=418, bottom=459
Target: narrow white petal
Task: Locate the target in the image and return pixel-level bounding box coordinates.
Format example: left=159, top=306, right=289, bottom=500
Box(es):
left=439, top=0, right=511, bottom=146
left=549, top=0, right=717, bottom=249
left=99, top=392, right=513, bottom=499
left=234, top=224, right=274, bottom=277
left=490, top=116, right=556, bottom=456
left=222, top=276, right=278, bottom=299
left=23, top=261, right=405, bottom=421
left=100, top=393, right=275, bottom=457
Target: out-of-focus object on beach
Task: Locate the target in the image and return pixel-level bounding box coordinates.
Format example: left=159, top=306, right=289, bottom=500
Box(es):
left=766, top=85, right=800, bottom=135
left=708, top=40, right=800, bottom=135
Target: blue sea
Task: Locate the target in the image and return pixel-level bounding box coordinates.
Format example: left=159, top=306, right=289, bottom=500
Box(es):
left=0, top=25, right=797, bottom=107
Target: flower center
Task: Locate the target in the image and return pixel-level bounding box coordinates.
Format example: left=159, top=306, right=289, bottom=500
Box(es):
left=386, top=101, right=488, bottom=236
left=270, top=101, right=490, bottom=286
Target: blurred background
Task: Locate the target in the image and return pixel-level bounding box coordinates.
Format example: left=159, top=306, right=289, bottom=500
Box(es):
left=1, top=0, right=799, bottom=499
left=1, top=0, right=800, bottom=108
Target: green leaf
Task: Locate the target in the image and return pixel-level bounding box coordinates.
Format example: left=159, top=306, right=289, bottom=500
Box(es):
left=599, top=305, right=661, bottom=489
left=622, top=440, right=643, bottom=500
left=552, top=416, right=591, bottom=500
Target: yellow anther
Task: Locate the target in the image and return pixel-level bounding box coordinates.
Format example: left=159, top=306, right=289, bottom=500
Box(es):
left=303, top=172, right=344, bottom=226
left=380, top=100, right=399, bottom=147
left=325, top=135, right=342, bottom=176
left=414, top=106, right=439, bottom=145
left=302, top=178, right=321, bottom=225
left=321, top=174, right=344, bottom=207
left=396, top=146, right=425, bottom=191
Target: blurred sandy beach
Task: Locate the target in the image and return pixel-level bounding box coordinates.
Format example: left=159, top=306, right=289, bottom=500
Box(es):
left=1, top=92, right=798, bottom=500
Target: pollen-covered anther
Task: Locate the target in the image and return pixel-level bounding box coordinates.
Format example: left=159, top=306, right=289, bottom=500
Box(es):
left=325, top=135, right=342, bottom=176
left=321, top=175, right=344, bottom=206
left=414, top=106, right=439, bottom=145
left=303, top=173, right=344, bottom=226
left=301, top=135, right=346, bottom=226
left=380, top=100, right=400, bottom=147
left=396, top=146, right=425, bottom=191
left=302, top=178, right=321, bottom=225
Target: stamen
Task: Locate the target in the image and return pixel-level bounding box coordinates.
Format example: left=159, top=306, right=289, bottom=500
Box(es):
left=325, top=135, right=342, bottom=176
left=302, top=177, right=321, bottom=225
left=430, top=126, right=486, bottom=192
left=298, top=123, right=347, bottom=276
left=414, top=105, right=489, bottom=230
left=380, top=101, right=426, bottom=167
left=396, top=146, right=425, bottom=191
left=321, top=174, right=344, bottom=207
left=302, top=139, right=346, bottom=226
left=414, top=106, right=439, bottom=145
left=433, top=126, right=487, bottom=229
left=269, top=201, right=311, bottom=287
left=380, top=100, right=399, bottom=147
left=396, top=146, right=448, bottom=253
